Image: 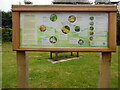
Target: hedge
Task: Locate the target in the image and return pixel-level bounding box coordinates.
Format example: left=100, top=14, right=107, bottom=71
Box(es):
left=2, top=28, right=12, bottom=42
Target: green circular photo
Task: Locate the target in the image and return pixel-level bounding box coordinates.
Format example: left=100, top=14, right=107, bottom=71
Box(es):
left=49, top=36, right=57, bottom=44
left=89, top=36, right=94, bottom=41
left=50, top=14, right=57, bottom=22
left=90, top=16, right=94, bottom=20
left=78, top=39, right=84, bottom=45
left=61, top=25, right=70, bottom=34
left=68, top=15, right=76, bottom=23
left=90, top=22, right=94, bottom=25
left=75, top=26, right=80, bottom=32
left=90, top=26, right=94, bottom=30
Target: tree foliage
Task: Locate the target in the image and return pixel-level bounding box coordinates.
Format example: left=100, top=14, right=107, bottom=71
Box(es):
left=2, top=28, right=12, bottom=42
left=2, top=11, right=12, bottom=42
left=2, top=11, right=12, bottom=29
left=53, top=2, right=92, bottom=4
left=117, top=13, right=120, bottom=45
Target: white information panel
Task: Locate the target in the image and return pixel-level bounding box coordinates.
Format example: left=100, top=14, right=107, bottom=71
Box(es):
left=20, top=12, right=108, bottom=47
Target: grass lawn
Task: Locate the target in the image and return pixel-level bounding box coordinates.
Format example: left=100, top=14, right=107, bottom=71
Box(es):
left=2, top=42, right=119, bottom=88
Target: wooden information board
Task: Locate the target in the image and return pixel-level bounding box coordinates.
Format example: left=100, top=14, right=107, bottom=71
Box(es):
left=12, top=5, right=117, bottom=52
left=12, top=5, right=117, bottom=88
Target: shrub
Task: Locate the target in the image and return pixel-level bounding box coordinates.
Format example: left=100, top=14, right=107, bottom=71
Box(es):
left=2, top=28, right=12, bottom=42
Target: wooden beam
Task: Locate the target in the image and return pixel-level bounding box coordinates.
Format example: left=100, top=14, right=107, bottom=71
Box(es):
left=16, top=47, right=116, bottom=52
left=12, top=12, right=20, bottom=50
left=12, top=5, right=117, bottom=12
left=108, top=12, right=117, bottom=51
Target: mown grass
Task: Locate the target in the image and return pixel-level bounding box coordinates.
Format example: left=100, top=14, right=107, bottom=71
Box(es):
left=2, top=42, right=119, bottom=88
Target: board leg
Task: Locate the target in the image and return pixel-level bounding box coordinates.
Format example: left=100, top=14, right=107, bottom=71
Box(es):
left=50, top=52, right=53, bottom=59
left=17, top=51, right=29, bottom=88
left=71, top=52, right=73, bottom=56
left=76, top=52, right=79, bottom=57
left=55, top=52, right=58, bottom=61
left=98, top=52, right=111, bottom=88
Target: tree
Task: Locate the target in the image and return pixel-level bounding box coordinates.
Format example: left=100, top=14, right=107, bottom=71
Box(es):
left=2, top=11, right=12, bottom=29
left=24, top=0, right=33, bottom=5
left=2, top=11, right=12, bottom=42
left=95, top=0, right=110, bottom=4
left=52, top=0, right=92, bottom=4
left=117, top=13, right=120, bottom=45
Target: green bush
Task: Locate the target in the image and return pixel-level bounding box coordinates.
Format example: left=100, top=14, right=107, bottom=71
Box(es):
left=2, top=11, right=12, bottom=42
left=117, top=13, right=120, bottom=45
left=2, top=28, right=12, bottom=42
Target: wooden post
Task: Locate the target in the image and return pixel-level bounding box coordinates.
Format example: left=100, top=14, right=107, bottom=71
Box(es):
left=50, top=52, right=52, bottom=59
left=55, top=52, right=58, bottom=61
left=98, top=52, right=111, bottom=88
left=76, top=52, right=79, bottom=57
left=71, top=52, right=73, bottom=56
left=17, top=51, right=29, bottom=88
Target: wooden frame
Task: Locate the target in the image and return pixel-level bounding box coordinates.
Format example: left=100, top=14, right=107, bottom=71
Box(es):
left=12, top=5, right=117, bottom=52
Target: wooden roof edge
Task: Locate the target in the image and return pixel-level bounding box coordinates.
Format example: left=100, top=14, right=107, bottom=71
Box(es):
left=12, top=5, right=118, bottom=12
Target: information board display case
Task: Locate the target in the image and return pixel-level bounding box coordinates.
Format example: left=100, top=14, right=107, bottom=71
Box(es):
left=12, top=5, right=117, bottom=52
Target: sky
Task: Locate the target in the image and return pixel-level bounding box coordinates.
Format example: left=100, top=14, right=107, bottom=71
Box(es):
left=0, top=0, right=119, bottom=11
